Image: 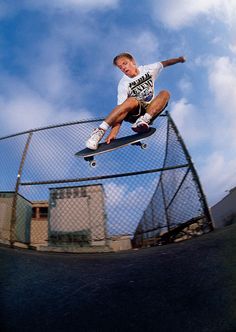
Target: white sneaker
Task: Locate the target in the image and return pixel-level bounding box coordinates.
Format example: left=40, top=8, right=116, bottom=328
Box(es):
left=131, top=115, right=150, bottom=133
left=86, top=128, right=105, bottom=150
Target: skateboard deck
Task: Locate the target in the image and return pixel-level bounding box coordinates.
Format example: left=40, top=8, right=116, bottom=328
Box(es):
left=75, top=127, right=156, bottom=167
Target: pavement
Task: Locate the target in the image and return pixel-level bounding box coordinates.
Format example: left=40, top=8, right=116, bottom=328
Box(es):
left=1, top=224, right=236, bottom=332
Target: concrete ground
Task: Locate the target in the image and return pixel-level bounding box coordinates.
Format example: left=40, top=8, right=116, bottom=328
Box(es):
left=1, top=224, right=236, bottom=332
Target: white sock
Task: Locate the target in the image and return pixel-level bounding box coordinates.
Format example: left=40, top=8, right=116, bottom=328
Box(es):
left=99, top=121, right=110, bottom=131
left=143, top=113, right=152, bottom=123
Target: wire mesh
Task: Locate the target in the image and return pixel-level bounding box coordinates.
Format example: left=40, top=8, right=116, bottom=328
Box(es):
left=0, top=113, right=213, bottom=252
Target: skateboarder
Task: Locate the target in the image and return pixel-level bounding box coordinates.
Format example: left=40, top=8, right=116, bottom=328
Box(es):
left=86, top=53, right=186, bottom=150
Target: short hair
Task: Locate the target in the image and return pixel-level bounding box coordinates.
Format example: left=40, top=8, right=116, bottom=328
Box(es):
left=113, top=53, right=135, bottom=66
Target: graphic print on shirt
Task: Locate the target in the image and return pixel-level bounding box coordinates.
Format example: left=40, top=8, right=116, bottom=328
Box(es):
left=128, top=72, right=154, bottom=102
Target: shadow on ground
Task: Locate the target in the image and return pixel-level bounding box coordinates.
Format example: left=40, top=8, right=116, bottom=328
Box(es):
left=1, top=224, right=236, bottom=332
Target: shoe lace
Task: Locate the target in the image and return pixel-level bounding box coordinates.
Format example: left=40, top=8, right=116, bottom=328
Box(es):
left=92, top=128, right=104, bottom=139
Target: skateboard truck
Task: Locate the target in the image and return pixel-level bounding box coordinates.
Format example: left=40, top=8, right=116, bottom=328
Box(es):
left=84, top=156, right=96, bottom=168
left=131, top=141, right=147, bottom=149
left=84, top=141, right=147, bottom=167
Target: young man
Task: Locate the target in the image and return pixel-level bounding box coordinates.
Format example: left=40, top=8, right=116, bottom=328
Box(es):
left=86, top=53, right=186, bottom=150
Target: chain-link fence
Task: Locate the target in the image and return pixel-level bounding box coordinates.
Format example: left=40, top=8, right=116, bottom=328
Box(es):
left=0, top=112, right=213, bottom=252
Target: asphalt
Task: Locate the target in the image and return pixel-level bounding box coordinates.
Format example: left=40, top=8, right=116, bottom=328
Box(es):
left=1, top=224, right=236, bottom=332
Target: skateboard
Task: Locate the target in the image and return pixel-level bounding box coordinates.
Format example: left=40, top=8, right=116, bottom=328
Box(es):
left=75, top=127, right=156, bottom=167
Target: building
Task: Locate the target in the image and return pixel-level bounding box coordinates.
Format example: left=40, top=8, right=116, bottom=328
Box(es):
left=48, top=184, right=107, bottom=246
left=211, top=187, right=236, bottom=228
left=0, top=192, right=32, bottom=244
left=30, top=201, right=49, bottom=245
left=0, top=186, right=133, bottom=252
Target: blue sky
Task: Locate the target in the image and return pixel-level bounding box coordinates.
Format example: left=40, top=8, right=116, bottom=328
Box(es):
left=0, top=0, right=236, bottom=206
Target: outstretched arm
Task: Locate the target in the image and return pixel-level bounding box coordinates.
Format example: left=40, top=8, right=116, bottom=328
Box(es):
left=161, top=56, right=186, bottom=68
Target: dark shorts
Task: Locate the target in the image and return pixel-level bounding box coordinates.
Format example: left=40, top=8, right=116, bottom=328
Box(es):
left=124, top=100, right=169, bottom=124
left=124, top=103, right=147, bottom=124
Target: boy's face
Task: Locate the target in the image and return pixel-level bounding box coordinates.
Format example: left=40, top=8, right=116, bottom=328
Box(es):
left=116, top=56, right=139, bottom=78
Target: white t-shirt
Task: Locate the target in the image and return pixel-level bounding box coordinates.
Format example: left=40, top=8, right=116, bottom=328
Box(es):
left=117, top=62, right=163, bottom=106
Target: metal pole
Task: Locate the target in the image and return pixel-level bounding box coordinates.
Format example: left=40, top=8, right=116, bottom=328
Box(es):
left=166, top=112, right=214, bottom=231
left=160, top=116, right=171, bottom=232
left=10, top=132, right=33, bottom=244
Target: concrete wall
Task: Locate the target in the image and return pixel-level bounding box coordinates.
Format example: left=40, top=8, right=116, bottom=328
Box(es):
left=0, top=195, right=13, bottom=243
left=211, top=187, right=236, bottom=228
left=0, top=192, right=32, bottom=244
left=30, top=201, right=48, bottom=245
left=49, top=184, right=107, bottom=246
left=30, top=219, right=48, bottom=245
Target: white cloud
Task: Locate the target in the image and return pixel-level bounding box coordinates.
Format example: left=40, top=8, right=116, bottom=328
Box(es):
left=0, top=74, right=91, bottom=136
left=105, top=183, right=126, bottom=206
left=105, top=181, right=159, bottom=235
left=105, top=182, right=157, bottom=210
left=151, top=0, right=236, bottom=29
left=0, top=22, right=94, bottom=136
left=0, top=93, right=90, bottom=136
left=27, top=54, right=76, bottom=103
left=229, top=43, right=236, bottom=54
left=200, top=151, right=236, bottom=205
left=208, top=57, right=236, bottom=112
left=125, top=31, right=160, bottom=64
left=0, top=0, right=119, bottom=21
left=171, top=98, right=207, bottom=147
left=178, top=77, right=193, bottom=95
left=185, top=55, right=236, bottom=205
left=206, top=56, right=236, bottom=150
left=108, top=29, right=160, bottom=62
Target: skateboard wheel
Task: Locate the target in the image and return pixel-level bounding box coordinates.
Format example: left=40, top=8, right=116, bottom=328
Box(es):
left=90, top=160, right=96, bottom=167
left=141, top=143, right=147, bottom=149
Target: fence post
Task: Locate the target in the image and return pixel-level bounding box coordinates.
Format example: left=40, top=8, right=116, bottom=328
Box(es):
left=10, top=132, right=33, bottom=244
left=166, top=112, right=214, bottom=231
left=160, top=114, right=171, bottom=232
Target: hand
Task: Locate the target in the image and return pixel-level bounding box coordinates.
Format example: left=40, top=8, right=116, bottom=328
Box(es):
left=106, top=122, right=121, bottom=144
left=106, top=133, right=116, bottom=144
left=179, top=56, right=186, bottom=63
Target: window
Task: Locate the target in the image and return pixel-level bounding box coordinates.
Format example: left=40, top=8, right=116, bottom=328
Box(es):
left=39, top=207, right=48, bottom=218
left=32, top=207, right=36, bottom=218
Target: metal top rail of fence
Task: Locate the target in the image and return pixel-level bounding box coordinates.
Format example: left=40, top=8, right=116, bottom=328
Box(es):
left=0, top=112, right=213, bottom=253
